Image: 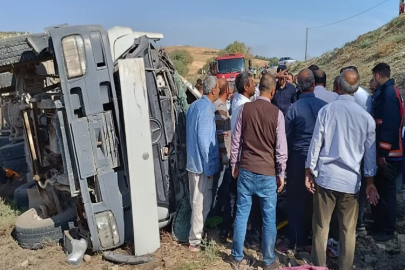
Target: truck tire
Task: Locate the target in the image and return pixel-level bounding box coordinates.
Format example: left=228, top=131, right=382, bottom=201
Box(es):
left=0, top=35, right=38, bottom=68
left=0, top=136, right=11, bottom=167
left=0, top=136, right=10, bottom=148
left=14, top=207, right=77, bottom=249
left=14, top=181, right=36, bottom=209
left=3, top=157, right=28, bottom=173
left=0, top=141, right=25, bottom=161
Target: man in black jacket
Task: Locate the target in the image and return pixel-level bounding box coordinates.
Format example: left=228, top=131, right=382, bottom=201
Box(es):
left=371, top=63, right=404, bottom=242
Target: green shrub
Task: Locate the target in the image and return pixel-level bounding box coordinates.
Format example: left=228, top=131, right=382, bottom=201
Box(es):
left=172, top=60, right=189, bottom=76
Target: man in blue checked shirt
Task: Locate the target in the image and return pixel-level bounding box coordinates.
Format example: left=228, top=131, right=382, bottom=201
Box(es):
left=186, top=76, right=220, bottom=252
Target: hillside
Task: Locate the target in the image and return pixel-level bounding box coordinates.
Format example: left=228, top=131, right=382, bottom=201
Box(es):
left=291, top=15, right=405, bottom=93
left=165, top=46, right=269, bottom=75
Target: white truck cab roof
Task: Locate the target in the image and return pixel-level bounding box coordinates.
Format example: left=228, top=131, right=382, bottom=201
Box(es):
left=107, top=26, right=163, bottom=62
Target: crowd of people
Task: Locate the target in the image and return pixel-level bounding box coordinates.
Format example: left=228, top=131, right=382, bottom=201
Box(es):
left=185, top=62, right=405, bottom=270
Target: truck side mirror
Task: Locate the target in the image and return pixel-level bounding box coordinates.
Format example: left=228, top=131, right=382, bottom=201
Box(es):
left=210, top=62, right=217, bottom=75
left=248, top=59, right=252, bottom=69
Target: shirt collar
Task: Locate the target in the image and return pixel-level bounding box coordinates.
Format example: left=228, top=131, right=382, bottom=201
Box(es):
left=314, top=85, right=327, bottom=91
left=300, top=92, right=315, bottom=99
left=202, top=95, right=215, bottom=109
left=257, top=96, right=271, bottom=102
left=277, top=82, right=291, bottom=90
left=235, top=93, right=251, bottom=103
left=337, top=94, right=355, bottom=101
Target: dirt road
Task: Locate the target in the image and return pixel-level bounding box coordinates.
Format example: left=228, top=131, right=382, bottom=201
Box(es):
left=1, top=180, right=405, bottom=270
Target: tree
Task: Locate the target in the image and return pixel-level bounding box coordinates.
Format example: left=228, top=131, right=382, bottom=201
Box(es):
left=218, top=41, right=249, bottom=56
left=268, top=57, right=279, bottom=66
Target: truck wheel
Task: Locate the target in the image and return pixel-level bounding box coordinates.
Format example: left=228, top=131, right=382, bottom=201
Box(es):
left=3, top=157, right=28, bottom=173
left=0, top=141, right=25, bottom=161
left=0, top=136, right=10, bottom=148
left=14, top=181, right=36, bottom=209
left=14, top=207, right=77, bottom=249
left=0, top=35, right=39, bottom=68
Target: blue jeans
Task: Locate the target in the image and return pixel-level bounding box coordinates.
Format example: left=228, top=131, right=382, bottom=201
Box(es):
left=231, top=168, right=277, bottom=266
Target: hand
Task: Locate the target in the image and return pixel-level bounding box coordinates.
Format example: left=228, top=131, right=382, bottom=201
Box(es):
left=275, top=69, right=289, bottom=79
left=277, top=177, right=285, bottom=193
left=378, top=157, right=387, bottom=168
left=232, top=166, right=239, bottom=179
left=305, top=173, right=315, bottom=194
left=366, top=184, right=380, bottom=206
left=208, top=176, right=213, bottom=180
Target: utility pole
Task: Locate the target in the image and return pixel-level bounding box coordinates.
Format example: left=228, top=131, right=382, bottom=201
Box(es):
left=305, top=28, right=308, bottom=61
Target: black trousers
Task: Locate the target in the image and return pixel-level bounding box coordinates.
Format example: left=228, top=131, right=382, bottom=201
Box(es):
left=220, top=167, right=237, bottom=236
left=371, top=161, right=402, bottom=235
left=286, top=151, right=312, bottom=246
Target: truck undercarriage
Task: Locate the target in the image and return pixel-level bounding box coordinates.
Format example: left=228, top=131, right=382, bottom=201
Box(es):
left=0, top=25, right=195, bottom=253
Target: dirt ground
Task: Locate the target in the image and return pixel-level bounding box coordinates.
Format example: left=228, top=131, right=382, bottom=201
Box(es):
left=2, top=180, right=405, bottom=270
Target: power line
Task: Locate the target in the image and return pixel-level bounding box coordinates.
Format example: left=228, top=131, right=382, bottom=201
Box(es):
left=309, top=0, right=389, bottom=30
left=305, top=0, right=390, bottom=60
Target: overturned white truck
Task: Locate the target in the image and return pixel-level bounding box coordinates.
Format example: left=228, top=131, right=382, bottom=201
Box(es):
left=0, top=25, right=200, bottom=256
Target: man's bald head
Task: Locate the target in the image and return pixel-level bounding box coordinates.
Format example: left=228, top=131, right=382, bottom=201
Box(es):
left=218, top=78, right=229, bottom=95
left=338, top=69, right=359, bottom=95
left=297, top=69, right=315, bottom=93
left=314, top=69, right=326, bottom=86
left=259, top=74, right=276, bottom=92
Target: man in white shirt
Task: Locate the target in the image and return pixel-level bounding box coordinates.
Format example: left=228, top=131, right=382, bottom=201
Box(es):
left=231, top=72, right=255, bottom=133
left=305, top=69, right=379, bottom=270
left=340, top=66, right=371, bottom=112
left=313, top=70, right=338, bottom=103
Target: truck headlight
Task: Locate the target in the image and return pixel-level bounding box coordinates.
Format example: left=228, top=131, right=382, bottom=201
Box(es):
left=61, top=35, right=86, bottom=79
left=94, top=211, right=120, bottom=248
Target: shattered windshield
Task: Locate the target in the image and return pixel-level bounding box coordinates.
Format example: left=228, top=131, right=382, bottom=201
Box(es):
left=217, top=58, right=245, bottom=74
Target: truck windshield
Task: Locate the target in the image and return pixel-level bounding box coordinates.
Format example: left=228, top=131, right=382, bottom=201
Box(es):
left=217, top=58, right=245, bottom=74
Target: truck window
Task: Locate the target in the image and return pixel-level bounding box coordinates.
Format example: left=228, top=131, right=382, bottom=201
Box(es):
left=217, top=58, right=245, bottom=74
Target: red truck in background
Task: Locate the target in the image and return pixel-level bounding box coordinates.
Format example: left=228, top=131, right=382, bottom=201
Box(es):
left=209, top=53, right=251, bottom=82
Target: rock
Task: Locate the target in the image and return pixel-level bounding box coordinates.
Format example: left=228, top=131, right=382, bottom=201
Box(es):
left=108, top=266, right=119, bottom=270
left=83, top=255, right=92, bottom=263
left=20, top=260, right=29, bottom=268
left=364, top=255, right=377, bottom=264
left=163, top=257, right=176, bottom=268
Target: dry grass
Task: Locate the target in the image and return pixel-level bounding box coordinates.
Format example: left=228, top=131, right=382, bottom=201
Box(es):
left=290, top=14, right=405, bottom=94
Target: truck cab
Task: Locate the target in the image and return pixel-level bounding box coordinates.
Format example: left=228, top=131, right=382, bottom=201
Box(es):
left=209, top=54, right=251, bottom=82
left=0, top=24, right=194, bottom=254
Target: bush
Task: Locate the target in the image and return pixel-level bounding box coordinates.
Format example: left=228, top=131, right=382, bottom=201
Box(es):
left=172, top=60, right=189, bottom=76
left=268, top=57, right=279, bottom=66
left=168, top=50, right=194, bottom=66
left=168, top=50, right=193, bottom=76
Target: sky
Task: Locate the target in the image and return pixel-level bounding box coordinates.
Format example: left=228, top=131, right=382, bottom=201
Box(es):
left=0, top=0, right=398, bottom=60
